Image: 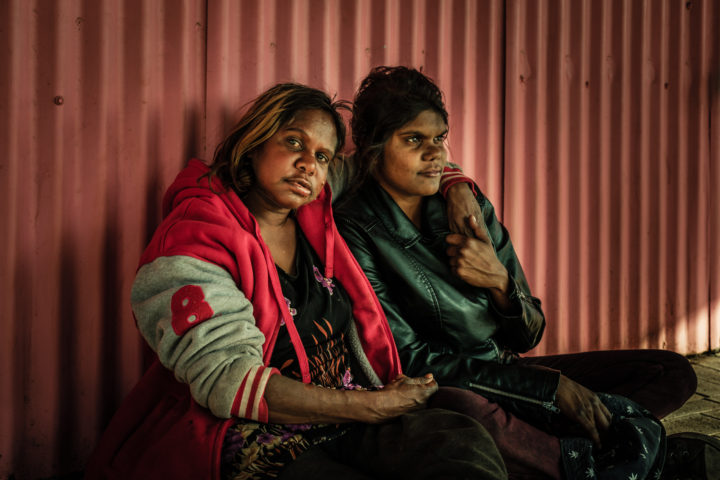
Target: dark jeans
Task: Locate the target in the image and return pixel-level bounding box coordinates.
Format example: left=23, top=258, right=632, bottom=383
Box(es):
left=431, top=349, right=696, bottom=480
left=520, top=349, right=697, bottom=419
left=278, top=408, right=508, bottom=480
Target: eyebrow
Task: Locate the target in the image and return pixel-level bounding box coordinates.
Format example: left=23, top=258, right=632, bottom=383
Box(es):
left=397, top=128, right=449, bottom=137
left=283, top=126, right=308, bottom=136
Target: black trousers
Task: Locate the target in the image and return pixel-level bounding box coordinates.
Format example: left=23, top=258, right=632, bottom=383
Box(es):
left=278, top=408, right=508, bottom=480
left=519, top=348, right=696, bottom=419
left=429, top=348, right=696, bottom=480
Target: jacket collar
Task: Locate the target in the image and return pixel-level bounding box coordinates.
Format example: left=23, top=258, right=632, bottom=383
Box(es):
left=362, top=181, right=450, bottom=248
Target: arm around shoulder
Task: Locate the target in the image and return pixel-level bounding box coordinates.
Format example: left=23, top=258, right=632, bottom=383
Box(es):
left=133, top=253, right=438, bottom=425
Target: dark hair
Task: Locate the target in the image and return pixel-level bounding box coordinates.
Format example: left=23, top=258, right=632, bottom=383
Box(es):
left=208, top=83, right=348, bottom=195
left=351, top=66, right=448, bottom=185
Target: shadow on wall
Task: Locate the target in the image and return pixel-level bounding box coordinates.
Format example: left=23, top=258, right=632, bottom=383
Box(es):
left=16, top=103, right=206, bottom=479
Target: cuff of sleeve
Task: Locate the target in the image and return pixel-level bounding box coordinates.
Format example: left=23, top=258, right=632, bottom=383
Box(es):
left=525, top=366, right=562, bottom=412
left=440, top=166, right=478, bottom=197
left=541, top=368, right=562, bottom=410
left=231, top=365, right=280, bottom=422
left=488, top=277, right=524, bottom=319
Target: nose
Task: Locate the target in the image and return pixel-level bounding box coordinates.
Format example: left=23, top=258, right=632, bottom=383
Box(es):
left=423, top=143, right=445, bottom=162
left=295, top=152, right=317, bottom=175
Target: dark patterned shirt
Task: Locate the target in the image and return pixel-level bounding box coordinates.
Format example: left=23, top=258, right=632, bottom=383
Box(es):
left=222, top=231, right=361, bottom=480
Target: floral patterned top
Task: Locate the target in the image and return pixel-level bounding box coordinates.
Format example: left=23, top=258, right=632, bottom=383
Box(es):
left=221, top=231, right=366, bottom=480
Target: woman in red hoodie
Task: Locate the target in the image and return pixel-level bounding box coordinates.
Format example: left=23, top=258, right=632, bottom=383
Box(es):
left=85, top=83, right=506, bottom=480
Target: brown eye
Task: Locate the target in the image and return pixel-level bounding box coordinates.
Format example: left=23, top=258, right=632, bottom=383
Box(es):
left=287, top=137, right=302, bottom=150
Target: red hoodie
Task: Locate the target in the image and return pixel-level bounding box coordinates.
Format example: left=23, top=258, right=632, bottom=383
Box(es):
left=85, top=159, right=401, bottom=479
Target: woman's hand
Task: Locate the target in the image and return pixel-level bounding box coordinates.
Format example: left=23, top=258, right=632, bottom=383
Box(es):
left=368, top=374, right=438, bottom=423
left=555, top=374, right=612, bottom=448
left=265, top=372, right=437, bottom=425
left=445, top=183, right=484, bottom=237
left=446, top=215, right=509, bottom=293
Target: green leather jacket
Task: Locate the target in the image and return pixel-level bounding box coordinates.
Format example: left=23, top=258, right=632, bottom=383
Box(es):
left=336, top=180, right=561, bottom=414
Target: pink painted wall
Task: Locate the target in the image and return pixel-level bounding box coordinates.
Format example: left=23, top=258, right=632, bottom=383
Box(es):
left=1, top=0, right=717, bottom=477
left=504, top=0, right=719, bottom=356
left=1, top=1, right=207, bottom=477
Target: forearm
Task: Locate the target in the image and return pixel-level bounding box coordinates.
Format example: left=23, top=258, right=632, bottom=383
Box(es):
left=492, top=277, right=545, bottom=352
left=489, top=291, right=514, bottom=314
left=487, top=268, right=516, bottom=314
left=399, top=341, right=559, bottom=406
left=265, top=374, right=434, bottom=425
left=479, top=196, right=546, bottom=351
left=265, top=375, right=377, bottom=424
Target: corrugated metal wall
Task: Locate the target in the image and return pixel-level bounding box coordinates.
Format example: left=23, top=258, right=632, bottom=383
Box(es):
left=1, top=0, right=207, bottom=478
left=504, top=0, right=719, bottom=356
left=1, top=0, right=717, bottom=478
left=204, top=0, right=505, bottom=202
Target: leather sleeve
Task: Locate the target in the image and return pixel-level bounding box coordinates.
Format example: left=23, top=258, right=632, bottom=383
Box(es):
left=478, top=191, right=546, bottom=353
left=337, top=215, right=560, bottom=411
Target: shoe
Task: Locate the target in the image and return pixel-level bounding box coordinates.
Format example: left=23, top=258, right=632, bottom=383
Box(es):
left=661, top=432, right=720, bottom=480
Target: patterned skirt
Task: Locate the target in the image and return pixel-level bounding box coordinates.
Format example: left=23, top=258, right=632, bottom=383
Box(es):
left=221, top=330, right=366, bottom=480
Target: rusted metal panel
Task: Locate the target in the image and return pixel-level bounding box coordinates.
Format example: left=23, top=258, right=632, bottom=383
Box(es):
left=505, top=0, right=719, bottom=356
left=1, top=0, right=206, bottom=477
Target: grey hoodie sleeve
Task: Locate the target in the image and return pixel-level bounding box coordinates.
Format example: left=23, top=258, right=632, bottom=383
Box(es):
left=131, top=255, right=278, bottom=421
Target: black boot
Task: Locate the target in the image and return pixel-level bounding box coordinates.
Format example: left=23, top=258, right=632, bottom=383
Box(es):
left=661, top=432, right=720, bottom=480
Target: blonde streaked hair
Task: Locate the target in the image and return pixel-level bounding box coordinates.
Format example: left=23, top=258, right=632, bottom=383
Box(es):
left=207, top=83, right=348, bottom=195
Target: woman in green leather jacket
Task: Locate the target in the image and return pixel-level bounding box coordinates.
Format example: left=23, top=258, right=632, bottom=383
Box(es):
left=335, top=66, right=711, bottom=480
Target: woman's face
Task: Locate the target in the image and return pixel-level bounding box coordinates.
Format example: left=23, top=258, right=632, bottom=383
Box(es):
left=248, top=109, right=337, bottom=213
left=375, top=109, right=448, bottom=204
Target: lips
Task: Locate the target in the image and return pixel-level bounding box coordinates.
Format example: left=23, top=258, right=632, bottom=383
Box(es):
left=285, top=176, right=313, bottom=196
left=419, top=168, right=442, bottom=176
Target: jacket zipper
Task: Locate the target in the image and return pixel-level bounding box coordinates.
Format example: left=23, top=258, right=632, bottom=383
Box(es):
left=467, top=381, right=561, bottom=414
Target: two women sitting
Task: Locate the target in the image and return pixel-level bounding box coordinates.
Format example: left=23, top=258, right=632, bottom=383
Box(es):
left=87, top=66, right=707, bottom=480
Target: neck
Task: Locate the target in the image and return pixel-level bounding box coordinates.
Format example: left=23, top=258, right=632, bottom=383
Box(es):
left=397, top=198, right=423, bottom=229
left=244, top=189, right=298, bottom=274
left=243, top=191, right=293, bottom=231
left=377, top=187, right=423, bottom=229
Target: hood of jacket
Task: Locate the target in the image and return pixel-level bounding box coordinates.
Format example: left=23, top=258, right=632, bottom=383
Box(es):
left=154, top=159, right=400, bottom=383
left=162, top=158, right=337, bottom=279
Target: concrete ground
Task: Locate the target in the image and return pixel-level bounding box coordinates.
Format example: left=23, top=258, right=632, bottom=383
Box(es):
left=662, top=352, right=720, bottom=437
